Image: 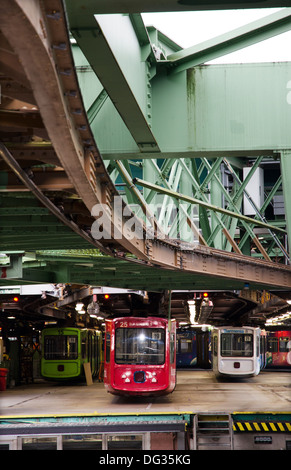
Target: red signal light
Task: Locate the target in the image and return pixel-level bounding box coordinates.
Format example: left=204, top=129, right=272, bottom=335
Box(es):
left=13, top=296, right=19, bottom=302
left=203, top=292, right=208, bottom=298
left=104, top=294, right=110, bottom=300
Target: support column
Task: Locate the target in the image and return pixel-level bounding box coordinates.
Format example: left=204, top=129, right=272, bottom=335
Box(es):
left=179, top=159, right=193, bottom=242
left=280, top=150, right=291, bottom=254
left=210, top=166, right=223, bottom=249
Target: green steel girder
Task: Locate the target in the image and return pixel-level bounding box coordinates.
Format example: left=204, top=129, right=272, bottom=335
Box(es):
left=67, top=7, right=290, bottom=261
left=114, top=159, right=165, bottom=236
left=166, top=9, right=291, bottom=73
left=67, top=11, right=159, bottom=153
left=0, top=1, right=290, bottom=301
left=109, top=154, right=287, bottom=260
left=280, top=151, right=291, bottom=243
left=223, top=158, right=289, bottom=261
left=4, top=250, right=284, bottom=293
left=133, top=178, right=287, bottom=235
left=0, top=193, right=95, bottom=252
left=73, top=60, right=291, bottom=161
left=63, top=0, right=291, bottom=15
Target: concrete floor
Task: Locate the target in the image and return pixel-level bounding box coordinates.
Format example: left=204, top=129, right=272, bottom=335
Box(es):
left=0, top=370, right=290, bottom=417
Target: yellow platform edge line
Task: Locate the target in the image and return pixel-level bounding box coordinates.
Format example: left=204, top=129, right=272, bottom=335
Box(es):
left=232, top=411, right=291, bottom=415
left=0, top=411, right=194, bottom=419
left=1, top=411, right=291, bottom=420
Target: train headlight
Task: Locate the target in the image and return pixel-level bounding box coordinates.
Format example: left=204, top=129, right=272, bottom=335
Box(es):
left=121, top=372, right=131, bottom=382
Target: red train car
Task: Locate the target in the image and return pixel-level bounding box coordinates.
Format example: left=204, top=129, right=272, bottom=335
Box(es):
left=266, top=330, right=291, bottom=368
left=104, top=317, right=176, bottom=396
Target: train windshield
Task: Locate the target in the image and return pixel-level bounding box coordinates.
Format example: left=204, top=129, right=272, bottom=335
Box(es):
left=115, top=328, right=165, bottom=365
left=221, top=333, right=253, bottom=357
left=44, top=334, right=78, bottom=360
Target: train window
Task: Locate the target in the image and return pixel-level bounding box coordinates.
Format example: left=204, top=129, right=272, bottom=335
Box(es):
left=62, top=434, right=102, bottom=450
left=115, top=328, right=165, bottom=365
left=106, top=434, right=143, bottom=450
left=213, top=336, right=218, bottom=356
left=279, top=337, right=291, bottom=352
left=260, top=336, right=266, bottom=354
left=180, top=339, right=192, bottom=353
left=267, top=338, right=278, bottom=353
left=21, top=436, right=57, bottom=450
left=221, top=333, right=253, bottom=357
left=81, top=336, right=87, bottom=359
left=170, top=333, right=175, bottom=364
left=106, top=332, right=111, bottom=363
left=44, top=335, right=78, bottom=360
left=0, top=443, right=10, bottom=450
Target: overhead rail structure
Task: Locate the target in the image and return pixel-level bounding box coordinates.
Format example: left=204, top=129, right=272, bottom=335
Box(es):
left=0, top=0, right=291, bottom=304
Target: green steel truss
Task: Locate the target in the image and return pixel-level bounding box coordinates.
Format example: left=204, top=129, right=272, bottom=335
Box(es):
left=0, top=2, right=291, bottom=295
left=66, top=7, right=291, bottom=264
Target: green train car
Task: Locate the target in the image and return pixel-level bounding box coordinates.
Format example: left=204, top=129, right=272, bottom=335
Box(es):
left=41, top=327, right=103, bottom=381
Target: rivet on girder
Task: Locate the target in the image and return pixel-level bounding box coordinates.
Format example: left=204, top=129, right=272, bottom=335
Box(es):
left=64, top=90, right=77, bottom=97
left=46, top=11, right=61, bottom=20
left=59, top=69, right=72, bottom=76
left=52, top=43, right=67, bottom=51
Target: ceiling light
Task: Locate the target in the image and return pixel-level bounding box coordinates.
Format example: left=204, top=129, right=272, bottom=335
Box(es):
left=75, top=302, right=84, bottom=312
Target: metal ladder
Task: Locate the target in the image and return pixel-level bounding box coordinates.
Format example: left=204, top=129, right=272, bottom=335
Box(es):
left=193, top=413, right=233, bottom=450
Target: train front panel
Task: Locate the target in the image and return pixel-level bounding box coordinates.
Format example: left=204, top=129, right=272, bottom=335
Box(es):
left=266, top=330, right=291, bottom=367
left=41, top=327, right=102, bottom=380
left=212, top=327, right=261, bottom=377
left=41, top=327, right=82, bottom=379
left=104, top=317, right=176, bottom=396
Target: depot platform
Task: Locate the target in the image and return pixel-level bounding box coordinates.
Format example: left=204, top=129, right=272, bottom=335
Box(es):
left=1, top=370, right=290, bottom=416
left=1, top=370, right=290, bottom=450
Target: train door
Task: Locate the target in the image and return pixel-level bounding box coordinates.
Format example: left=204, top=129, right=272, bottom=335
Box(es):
left=211, top=331, right=218, bottom=373
left=88, top=331, right=97, bottom=377
left=255, top=329, right=261, bottom=375
left=176, top=329, right=197, bottom=367
left=260, top=331, right=267, bottom=369
left=93, top=331, right=101, bottom=377
left=196, top=330, right=211, bottom=368
left=93, top=332, right=97, bottom=377
left=169, top=321, right=176, bottom=390
left=88, top=331, right=93, bottom=376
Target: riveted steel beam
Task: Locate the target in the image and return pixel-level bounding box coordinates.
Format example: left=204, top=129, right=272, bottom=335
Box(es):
left=223, top=158, right=289, bottom=262
left=1, top=0, right=290, bottom=295
left=114, top=159, right=165, bottom=236
left=25, top=251, right=291, bottom=292
left=280, top=150, right=291, bottom=249
left=134, top=177, right=287, bottom=235
left=63, top=0, right=291, bottom=15
left=146, top=158, right=208, bottom=245
left=0, top=0, right=150, bottom=260
left=166, top=9, right=291, bottom=73
left=66, top=9, right=159, bottom=153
